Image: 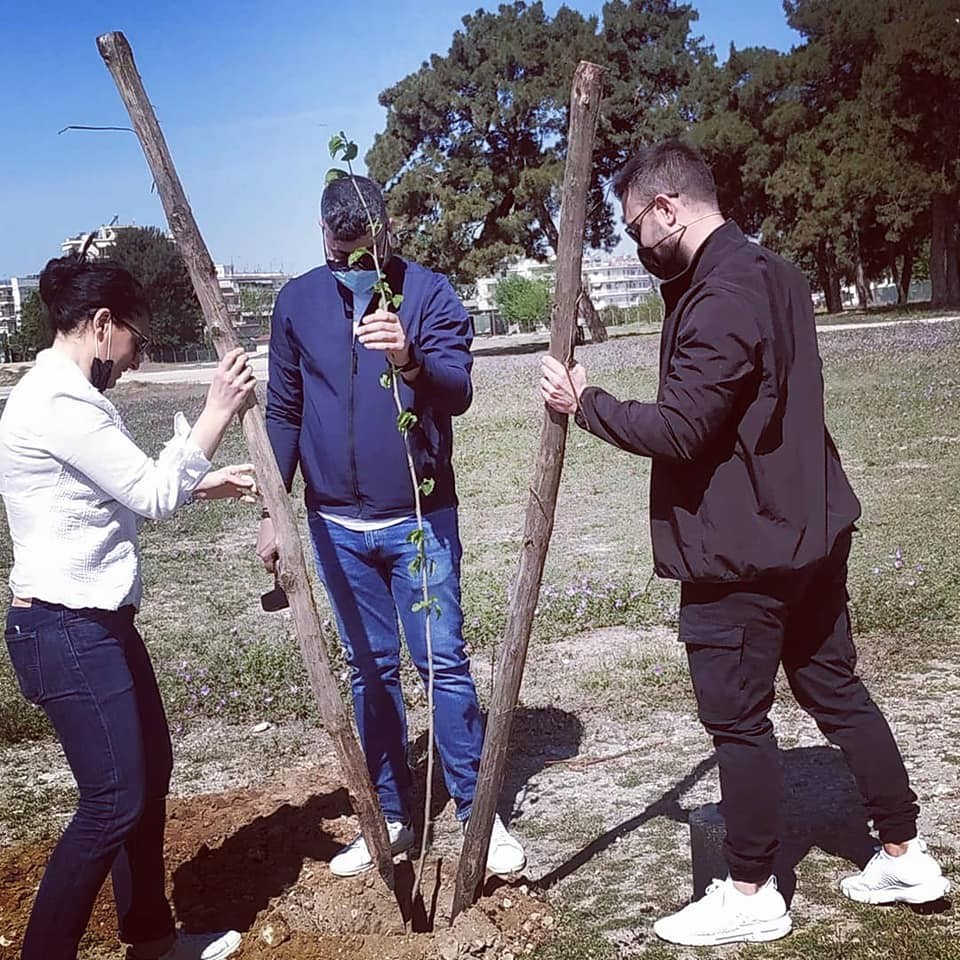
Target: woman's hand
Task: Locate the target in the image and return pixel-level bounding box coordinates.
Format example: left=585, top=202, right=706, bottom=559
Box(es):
left=192, top=463, right=258, bottom=502
left=205, top=348, right=257, bottom=418
left=191, top=349, right=257, bottom=459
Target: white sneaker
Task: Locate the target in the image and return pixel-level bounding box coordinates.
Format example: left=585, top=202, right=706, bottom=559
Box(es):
left=840, top=837, right=950, bottom=904
left=653, top=876, right=792, bottom=946
left=461, top=814, right=526, bottom=875
left=329, top=819, right=414, bottom=878
left=154, top=930, right=242, bottom=960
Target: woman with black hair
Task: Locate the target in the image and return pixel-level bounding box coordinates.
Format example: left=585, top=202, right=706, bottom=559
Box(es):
left=0, top=254, right=256, bottom=960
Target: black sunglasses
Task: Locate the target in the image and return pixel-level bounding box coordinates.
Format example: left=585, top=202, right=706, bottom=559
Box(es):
left=119, top=319, right=150, bottom=356
left=624, top=193, right=679, bottom=245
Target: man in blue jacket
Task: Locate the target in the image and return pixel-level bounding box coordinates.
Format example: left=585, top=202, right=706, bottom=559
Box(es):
left=257, top=175, right=524, bottom=879
left=541, top=141, right=948, bottom=945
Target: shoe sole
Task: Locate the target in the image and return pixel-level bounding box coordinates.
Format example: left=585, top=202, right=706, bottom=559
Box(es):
left=654, top=914, right=792, bottom=946
left=329, top=839, right=416, bottom=878
left=488, top=855, right=527, bottom=877
left=841, top=876, right=951, bottom=905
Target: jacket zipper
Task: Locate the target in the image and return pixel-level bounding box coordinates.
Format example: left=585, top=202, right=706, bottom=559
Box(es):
left=348, top=315, right=361, bottom=508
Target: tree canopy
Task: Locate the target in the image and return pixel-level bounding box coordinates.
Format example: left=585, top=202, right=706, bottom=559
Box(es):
left=368, top=0, right=959, bottom=312
left=109, top=227, right=204, bottom=348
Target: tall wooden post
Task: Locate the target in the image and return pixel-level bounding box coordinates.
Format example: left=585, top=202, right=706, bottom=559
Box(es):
left=96, top=31, right=396, bottom=895
left=451, top=60, right=604, bottom=920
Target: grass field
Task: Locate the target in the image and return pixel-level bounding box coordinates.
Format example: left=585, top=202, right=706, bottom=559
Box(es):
left=0, top=318, right=958, bottom=958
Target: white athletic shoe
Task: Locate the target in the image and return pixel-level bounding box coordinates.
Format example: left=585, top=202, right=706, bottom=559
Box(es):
left=840, top=837, right=950, bottom=905
left=329, top=819, right=415, bottom=878
left=148, top=930, right=241, bottom=960
left=653, top=876, right=792, bottom=946
left=486, top=814, right=526, bottom=875
left=461, top=814, right=527, bottom=875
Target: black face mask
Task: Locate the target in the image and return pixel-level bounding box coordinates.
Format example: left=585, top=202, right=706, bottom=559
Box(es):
left=636, top=226, right=689, bottom=282
left=90, top=357, right=114, bottom=393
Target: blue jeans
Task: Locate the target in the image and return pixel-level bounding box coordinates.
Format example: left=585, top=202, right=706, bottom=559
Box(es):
left=4, top=601, right=175, bottom=960
left=308, top=507, right=483, bottom=823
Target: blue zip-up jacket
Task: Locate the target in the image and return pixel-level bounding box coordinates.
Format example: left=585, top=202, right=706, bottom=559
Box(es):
left=265, top=257, right=473, bottom=520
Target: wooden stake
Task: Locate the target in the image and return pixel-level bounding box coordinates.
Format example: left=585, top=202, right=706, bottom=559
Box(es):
left=451, top=60, right=604, bottom=920
left=96, top=31, right=396, bottom=895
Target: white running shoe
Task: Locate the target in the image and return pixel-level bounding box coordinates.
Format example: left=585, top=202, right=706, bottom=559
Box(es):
left=486, top=814, right=526, bottom=875
left=148, top=930, right=241, bottom=960
left=840, top=837, right=950, bottom=905
left=329, top=819, right=414, bottom=878
left=653, top=876, right=792, bottom=946
left=461, top=814, right=527, bottom=875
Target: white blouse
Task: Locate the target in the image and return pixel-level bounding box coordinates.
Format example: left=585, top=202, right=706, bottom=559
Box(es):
left=0, top=348, right=211, bottom=610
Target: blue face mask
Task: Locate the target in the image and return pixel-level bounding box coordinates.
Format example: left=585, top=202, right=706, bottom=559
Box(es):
left=332, top=269, right=378, bottom=296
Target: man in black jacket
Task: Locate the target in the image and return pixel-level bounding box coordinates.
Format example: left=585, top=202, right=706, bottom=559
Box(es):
left=541, top=140, right=948, bottom=946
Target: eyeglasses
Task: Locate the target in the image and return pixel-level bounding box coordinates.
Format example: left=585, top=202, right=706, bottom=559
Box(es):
left=119, top=319, right=150, bottom=357
left=624, top=193, right=679, bottom=245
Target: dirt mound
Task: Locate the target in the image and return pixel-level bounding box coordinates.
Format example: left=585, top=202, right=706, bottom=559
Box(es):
left=0, top=767, right=552, bottom=960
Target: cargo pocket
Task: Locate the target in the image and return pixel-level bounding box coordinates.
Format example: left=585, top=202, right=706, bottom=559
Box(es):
left=4, top=628, right=44, bottom=704
left=679, top=616, right=746, bottom=727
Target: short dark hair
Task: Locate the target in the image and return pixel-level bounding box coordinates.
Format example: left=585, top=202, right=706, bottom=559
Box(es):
left=613, top=139, right=718, bottom=208
left=321, top=175, right=388, bottom=241
left=38, top=254, right=151, bottom=337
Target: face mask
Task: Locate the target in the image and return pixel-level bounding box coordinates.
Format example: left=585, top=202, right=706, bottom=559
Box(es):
left=632, top=204, right=721, bottom=282
left=91, top=319, right=114, bottom=392
left=637, top=226, right=688, bottom=282
left=332, top=269, right=379, bottom=296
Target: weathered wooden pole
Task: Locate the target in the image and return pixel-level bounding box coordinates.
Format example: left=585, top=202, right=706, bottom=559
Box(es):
left=96, top=31, right=396, bottom=895
left=451, top=60, right=604, bottom=920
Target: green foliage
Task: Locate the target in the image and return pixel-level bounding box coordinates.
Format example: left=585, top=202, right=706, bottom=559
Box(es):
left=11, top=291, right=51, bottom=358
left=109, top=226, right=204, bottom=348
left=598, top=298, right=663, bottom=328
left=367, top=0, right=710, bottom=286
left=495, top=274, right=552, bottom=331
left=697, top=0, right=960, bottom=309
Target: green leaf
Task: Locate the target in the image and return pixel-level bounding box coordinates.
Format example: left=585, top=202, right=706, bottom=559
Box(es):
left=397, top=410, right=419, bottom=433
left=343, top=142, right=359, bottom=162
left=408, top=556, right=423, bottom=576
left=391, top=294, right=404, bottom=309
left=328, top=134, right=346, bottom=159
left=406, top=528, right=425, bottom=547
left=419, top=477, right=436, bottom=497
left=412, top=599, right=430, bottom=614
left=379, top=370, right=393, bottom=390
left=325, top=168, right=347, bottom=184
left=348, top=247, right=370, bottom=266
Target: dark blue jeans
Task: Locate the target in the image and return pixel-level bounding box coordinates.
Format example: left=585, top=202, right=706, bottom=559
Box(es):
left=308, top=507, right=484, bottom=824
left=4, top=601, right=175, bottom=960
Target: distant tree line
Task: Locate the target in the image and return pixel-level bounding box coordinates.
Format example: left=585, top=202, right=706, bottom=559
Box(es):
left=369, top=0, right=958, bottom=313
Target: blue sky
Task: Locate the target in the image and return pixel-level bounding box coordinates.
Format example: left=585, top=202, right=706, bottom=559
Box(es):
left=0, top=1, right=800, bottom=278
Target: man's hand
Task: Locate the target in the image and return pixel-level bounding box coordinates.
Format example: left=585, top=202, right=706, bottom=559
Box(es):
left=256, top=517, right=279, bottom=572
left=357, top=309, right=410, bottom=368
left=193, top=463, right=258, bottom=502
left=540, top=355, right=587, bottom=414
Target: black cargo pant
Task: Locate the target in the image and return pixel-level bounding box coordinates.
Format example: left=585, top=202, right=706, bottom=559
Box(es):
left=680, top=530, right=919, bottom=884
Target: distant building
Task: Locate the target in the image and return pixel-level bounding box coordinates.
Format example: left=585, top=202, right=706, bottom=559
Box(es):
left=469, top=254, right=654, bottom=334
left=60, top=223, right=155, bottom=259
left=0, top=275, right=41, bottom=338
left=215, top=264, right=290, bottom=343
left=581, top=255, right=654, bottom=309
